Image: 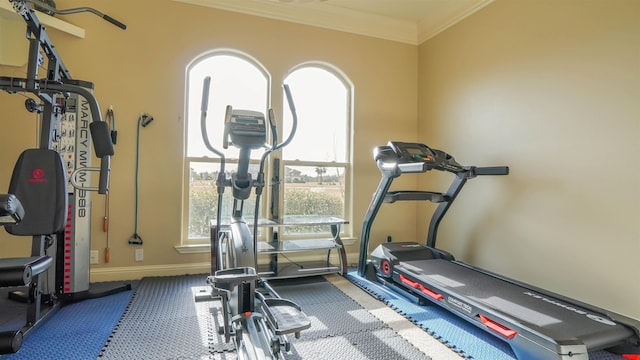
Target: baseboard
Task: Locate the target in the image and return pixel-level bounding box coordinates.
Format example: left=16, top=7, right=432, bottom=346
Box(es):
left=90, top=262, right=211, bottom=282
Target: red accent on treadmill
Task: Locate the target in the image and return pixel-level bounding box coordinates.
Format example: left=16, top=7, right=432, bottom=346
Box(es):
left=418, top=285, right=443, bottom=301
left=399, top=274, right=419, bottom=288
left=622, top=355, right=640, bottom=360
left=479, top=314, right=517, bottom=339
left=399, top=274, right=443, bottom=301
left=381, top=260, right=391, bottom=275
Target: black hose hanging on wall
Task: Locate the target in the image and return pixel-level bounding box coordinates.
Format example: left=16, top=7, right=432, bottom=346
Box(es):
left=128, top=113, right=154, bottom=245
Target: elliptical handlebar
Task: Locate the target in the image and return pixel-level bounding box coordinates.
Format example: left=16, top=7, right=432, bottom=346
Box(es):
left=257, top=84, right=298, bottom=173
left=198, top=78, right=299, bottom=237
left=222, top=106, right=232, bottom=150
left=199, top=78, right=298, bottom=162
left=267, top=109, right=278, bottom=148
left=278, top=84, right=298, bottom=152
left=200, top=77, right=226, bottom=169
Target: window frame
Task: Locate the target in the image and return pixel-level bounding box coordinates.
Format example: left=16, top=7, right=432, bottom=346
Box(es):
left=181, top=49, right=271, bottom=246
left=278, top=62, right=354, bottom=240
left=180, top=55, right=354, bottom=248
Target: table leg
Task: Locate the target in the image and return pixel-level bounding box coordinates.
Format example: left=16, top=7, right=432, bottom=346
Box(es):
left=331, top=224, right=348, bottom=275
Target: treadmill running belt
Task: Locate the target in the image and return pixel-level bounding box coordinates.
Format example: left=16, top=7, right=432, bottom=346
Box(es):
left=397, top=259, right=633, bottom=349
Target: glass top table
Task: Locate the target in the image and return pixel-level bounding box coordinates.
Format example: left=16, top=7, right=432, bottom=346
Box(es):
left=210, top=215, right=349, bottom=278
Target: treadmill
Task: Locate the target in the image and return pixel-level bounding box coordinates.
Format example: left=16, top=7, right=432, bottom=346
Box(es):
left=357, top=141, right=640, bottom=360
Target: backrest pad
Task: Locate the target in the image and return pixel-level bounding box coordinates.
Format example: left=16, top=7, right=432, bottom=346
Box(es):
left=4, top=149, right=68, bottom=236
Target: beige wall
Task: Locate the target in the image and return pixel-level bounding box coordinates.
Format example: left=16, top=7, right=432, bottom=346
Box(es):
left=0, top=1, right=417, bottom=277
left=418, top=0, right=639, bottom=320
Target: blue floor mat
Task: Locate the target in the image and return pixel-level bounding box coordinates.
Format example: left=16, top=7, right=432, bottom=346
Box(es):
left=99, top=274, right=432, bottom=360
left=348, top=271, right=515, bottom=359
left=347, top=271, right=627, bottom=360
left=0, top=290, right=133, bottom=360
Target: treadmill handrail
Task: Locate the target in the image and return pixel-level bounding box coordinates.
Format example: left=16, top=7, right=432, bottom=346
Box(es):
left=359, top=141, right=509, bottom=275
left=384, top=191, right=449, bottom=204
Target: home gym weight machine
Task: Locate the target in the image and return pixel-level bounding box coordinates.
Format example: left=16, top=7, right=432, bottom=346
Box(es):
left=0, top=0, right=127, bottom=353
left=195, top=76, right=310, bottom=359
left=356, top=141, right=640, bottom=359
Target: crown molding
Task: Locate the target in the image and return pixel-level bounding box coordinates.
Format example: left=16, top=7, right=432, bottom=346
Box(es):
left=173, top=0, right=493, bottom=45
left=417, top=0, right=494, bottom=43
left=173, top=0, right=418, bottom=45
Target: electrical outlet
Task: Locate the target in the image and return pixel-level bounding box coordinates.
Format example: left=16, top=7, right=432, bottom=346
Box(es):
left=135, top=248, right=144, bottom=262
left=90, top=250, right=99, bottom=264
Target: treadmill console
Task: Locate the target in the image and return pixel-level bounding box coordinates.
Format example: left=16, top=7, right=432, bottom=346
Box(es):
left=389, top=142, right=436, bottom=162
left=374, top=141, right=438, bottom=174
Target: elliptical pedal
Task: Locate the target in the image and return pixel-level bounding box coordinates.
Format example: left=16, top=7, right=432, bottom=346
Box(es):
left=261, top=298, right=311, bottom=337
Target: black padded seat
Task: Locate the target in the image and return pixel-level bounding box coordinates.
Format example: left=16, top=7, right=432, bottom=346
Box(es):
left=0, top=149, right=66, bottom=354
left=0, top=149, right=65, bottom=287
left=0, top=256, right=53, bottom=287
left=0, top=149, right=66, bottom=283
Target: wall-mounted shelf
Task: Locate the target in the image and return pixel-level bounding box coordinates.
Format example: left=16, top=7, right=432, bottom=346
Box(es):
left=0, top=1, right=85, bottom=66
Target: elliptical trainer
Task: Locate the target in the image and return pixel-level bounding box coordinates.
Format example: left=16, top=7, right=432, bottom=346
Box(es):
left=197, top=76, right=310, bottom=359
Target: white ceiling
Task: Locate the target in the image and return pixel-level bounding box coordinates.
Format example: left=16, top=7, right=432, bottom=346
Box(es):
left=173, top=0, right=494, bottom=45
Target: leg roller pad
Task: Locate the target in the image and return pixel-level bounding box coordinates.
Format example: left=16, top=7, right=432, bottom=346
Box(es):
left=0, top=330, right=23, bottom=354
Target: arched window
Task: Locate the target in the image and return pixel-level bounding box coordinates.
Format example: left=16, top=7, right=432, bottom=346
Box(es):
left=183, top=50, right=269, bottom=243
left=280, top=64, right=352, bottom=236
left=181, top=54, right=352, bottom=246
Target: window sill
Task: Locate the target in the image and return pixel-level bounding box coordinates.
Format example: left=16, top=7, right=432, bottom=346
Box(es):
left=175, top=243, right=210, bottom=254
left=339, top=237, right=357, bottom=246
